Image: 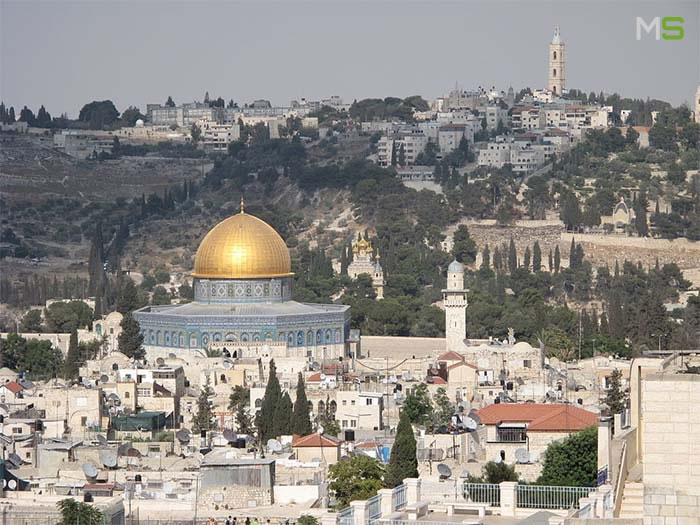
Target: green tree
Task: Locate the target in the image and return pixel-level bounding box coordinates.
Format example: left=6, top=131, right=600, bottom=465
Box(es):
left=433, top=387, right=453, bottom=426
left=78, top=100, right=119, bottom=129
left=508, top=237, right=518, bottom=273
left=298, top=516, right=318, bottom=525
left=625, top=126, right=639, bottom=145
left=20, top=309, right=42, bottom=332
left=117, top=277, right=141, bottom=313
left=256, top=359, right=282, bottom=442
left=468, top=461, right=519, bottom=483
left=44, top=301, right=93, bottom=333
left=604, top=369, right=626, bottom=415
left=292, top=372, right=313, bottom=436
left=273, top=391, right=293, bottom=436
left=57, top=499, right=105, bottom=525
left=192, top=378, right=216, bottom=434
left=648, top=122, right=678, bottom=151
left=402, top=383, right=432, bottom=425
left=633, top=190, right=649, bottom=237
left=190, top=123, right=202, bottom=143
left=385, top=410, right=418, bottom=487
left=554, top=246, right=561, bottom=273
left=537, top=426, right=597, bottom=487
left=151, top=285, right=171, bottom=305
left=63, top=329, right=80, bottom=379
left=165, top=96, right=176, bottom=107
left=117, top=313, right=145, bottom=360
left=532, top=242, right=542, bottom=273
left=328, top=455, right=384, bottom=508
left=452, top=225, right=477, bottom=264
left=560, top=192, right=582, bottom=231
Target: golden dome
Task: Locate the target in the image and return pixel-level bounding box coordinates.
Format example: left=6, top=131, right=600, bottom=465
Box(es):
left=192, top=211, right=292, bottom=279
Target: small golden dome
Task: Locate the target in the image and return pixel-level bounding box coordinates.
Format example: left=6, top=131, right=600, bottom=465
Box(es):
left=193, top=211, right=292, bottom=279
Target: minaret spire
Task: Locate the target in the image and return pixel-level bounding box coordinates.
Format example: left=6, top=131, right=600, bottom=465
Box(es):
left=240, top=196, right=245, bottom=214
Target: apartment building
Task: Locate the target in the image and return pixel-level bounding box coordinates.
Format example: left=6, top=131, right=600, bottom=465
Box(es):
left=198, top=120, right=241, bottom=152
left=377, top=132, right=429, bottom=166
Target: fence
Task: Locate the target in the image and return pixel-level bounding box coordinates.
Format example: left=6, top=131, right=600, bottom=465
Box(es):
left=461, top=483, right=501, bottom=506
left=338, top=505, right=354, bottom=525
left=368, top=494, right=382, bottom=524
left=391, top=484, right=407, bottom=510
left=516, top=484, right=593, bottom=509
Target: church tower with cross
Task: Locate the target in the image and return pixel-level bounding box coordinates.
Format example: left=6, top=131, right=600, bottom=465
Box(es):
left=548, top=26, right=566, bottom=95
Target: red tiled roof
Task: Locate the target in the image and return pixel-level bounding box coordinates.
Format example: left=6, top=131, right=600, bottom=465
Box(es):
left=2, top=382, right=24, bottom=394
left=307, top=372, right=322, bottom=382
left=438, top=351, right=464, bottom=362
left=292, top=433, right=340, bottom=448
left=476, top=403, right=597, bottom=432
left=429, top=377, right=447, bottom=385
left=447, top=360, right=477, bottom=371
left=355, top=441, right=381, bottom=449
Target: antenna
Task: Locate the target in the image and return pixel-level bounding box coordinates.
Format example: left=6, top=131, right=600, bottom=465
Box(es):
left=437, top=463, right=452, bottom=480
left=515, top=448, right=531, bottom=464
left=82, top=463, right=98, bottom=479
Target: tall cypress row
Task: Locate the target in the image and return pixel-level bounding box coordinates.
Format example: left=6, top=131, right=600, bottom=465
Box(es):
left=292, top=372, right=313, bottom=436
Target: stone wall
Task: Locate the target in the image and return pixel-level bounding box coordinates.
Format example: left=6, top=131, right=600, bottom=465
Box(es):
left=642, top=486, right=700, bottom=524
left=199, top=485, right=273, bottom=510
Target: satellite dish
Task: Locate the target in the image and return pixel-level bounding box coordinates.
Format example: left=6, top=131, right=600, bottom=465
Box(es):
left=317, top=425, right=324, bottom=435
left=463, top=417, right=478, bottom=431
left=99, top=375, right=109, bottom=383
left=515, top=448, right=530, bottom=464
left=222, top=360, right=233, bottom=370
left=223, top=429, right=236, bottom=442
left=82, top=463, right=98, bottom=479
left=468, top=410, right=481, bottom=425
left=320, top=374, right=327, bottom=381
left=494, top=455, right=503, bottom=464
left=156, top=357, right=165, bottom=366
left=99, top=450, right=117, bottom=468
left=168, top=353, right=176, bottom=359
left=437, top=463, right=452, bottom=480
left=176, top=429, right=191, bottom=443
left=96, top=434, right=108, bottom=446
left=267, top=439, right=282, bottom=453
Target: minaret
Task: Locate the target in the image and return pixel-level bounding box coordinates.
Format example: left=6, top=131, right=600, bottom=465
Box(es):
left=695, top=84, right=700, bottom=123
left=548, top=26, right=565, bottom=95
left=442, top=260, right=468, bottom=352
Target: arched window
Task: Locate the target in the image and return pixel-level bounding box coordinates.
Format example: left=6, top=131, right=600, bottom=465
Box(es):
left=318, top=400, right=325, bottom=414
left=255, top=398, right=262, bottom=408
left=553, top=51, right=557, bottom=60
left=112, top=363, right=119, bottom=371
left=334, top=328, right=341, bottom=343
left=253, top=333, right=260, bottom=342
left=125, top=391, right=130, bottom=399
left=553, top=86, right=557, bottom=94
left=220, top=374, right=226, bottom=383
left=241, top=333, right=249, bottom=342
left=190, top=334, right=198, bottom=348
left=316, top=330, right=323, bottom=344
left=329, top=400, right=337, bottom=415
left=553, top=68, right=557, bottom=78
left=325, top=329, right=332, bottom=344
left=288, top=333, right=294, bottom=347
left=297, top=331, right=304, bottom=346
left=307, top=330, right=314, bottom=346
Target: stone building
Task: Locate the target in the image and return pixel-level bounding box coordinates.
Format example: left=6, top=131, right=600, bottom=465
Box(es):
left=346, top=234, right=385, bottom=300
left=199, top=453, right=275, bottom=508
left=443, top=260, right=468, bottom=353
left=547, top=26, right=566, bottom=95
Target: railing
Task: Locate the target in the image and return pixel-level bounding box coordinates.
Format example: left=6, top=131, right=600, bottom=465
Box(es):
left=392, top=484, right=407, bottom=510
left=338, top=505, right=354, bottom=525
left=516, top=484, right=594, bottom=509
left=613, top=440, right=628, bottom=517
left=494, top=428, right=527, bottom=443
left=368, top=494, right=382, bottom=523
left=421, top=480, right=466, bottom=502
left=462, top=482, right=501, bottom=506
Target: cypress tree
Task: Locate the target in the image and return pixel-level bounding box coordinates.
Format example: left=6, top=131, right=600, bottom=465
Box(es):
left=554, top=246, right=561, bottom=273
left=548, top=249, right=553, bottom=272
left=385, top=411, right=418, bottom=488
left=256, top=360, right=282, bottom=442
left=117, top=313, right=145, bottom=360
left=292, top=372, right=313, bottom=436
left=532, top=242, right=542, bottom=272
left=523, top=246, right=531, bottom=272
left=64, top=329, right=80, bottom=380
left=480, top=244, right=490, bottom=271
left=569, top=237, right=576, bottom=268
left=493, top=247, right=502, bottom=272
left=274, top=392, right=293, bottom=437
left=508, top=237, right=517, bottom=273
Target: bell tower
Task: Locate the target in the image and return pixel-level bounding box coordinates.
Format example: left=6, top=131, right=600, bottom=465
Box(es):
left=443, top=260, right=468, bottom=352
left=548, top=26, right=565, bottom=95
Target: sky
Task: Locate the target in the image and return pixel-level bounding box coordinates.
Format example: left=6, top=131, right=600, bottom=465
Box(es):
left=1, top=0, right=699, bottom=118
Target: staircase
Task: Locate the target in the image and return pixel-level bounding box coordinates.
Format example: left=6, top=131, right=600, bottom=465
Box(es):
left=619, top=482, right=644, bottom=518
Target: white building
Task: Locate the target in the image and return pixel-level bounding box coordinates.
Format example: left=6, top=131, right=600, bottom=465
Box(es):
left=198, top=119, right=241, bottom=152
left=438, top=124, right=469, bottom=153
